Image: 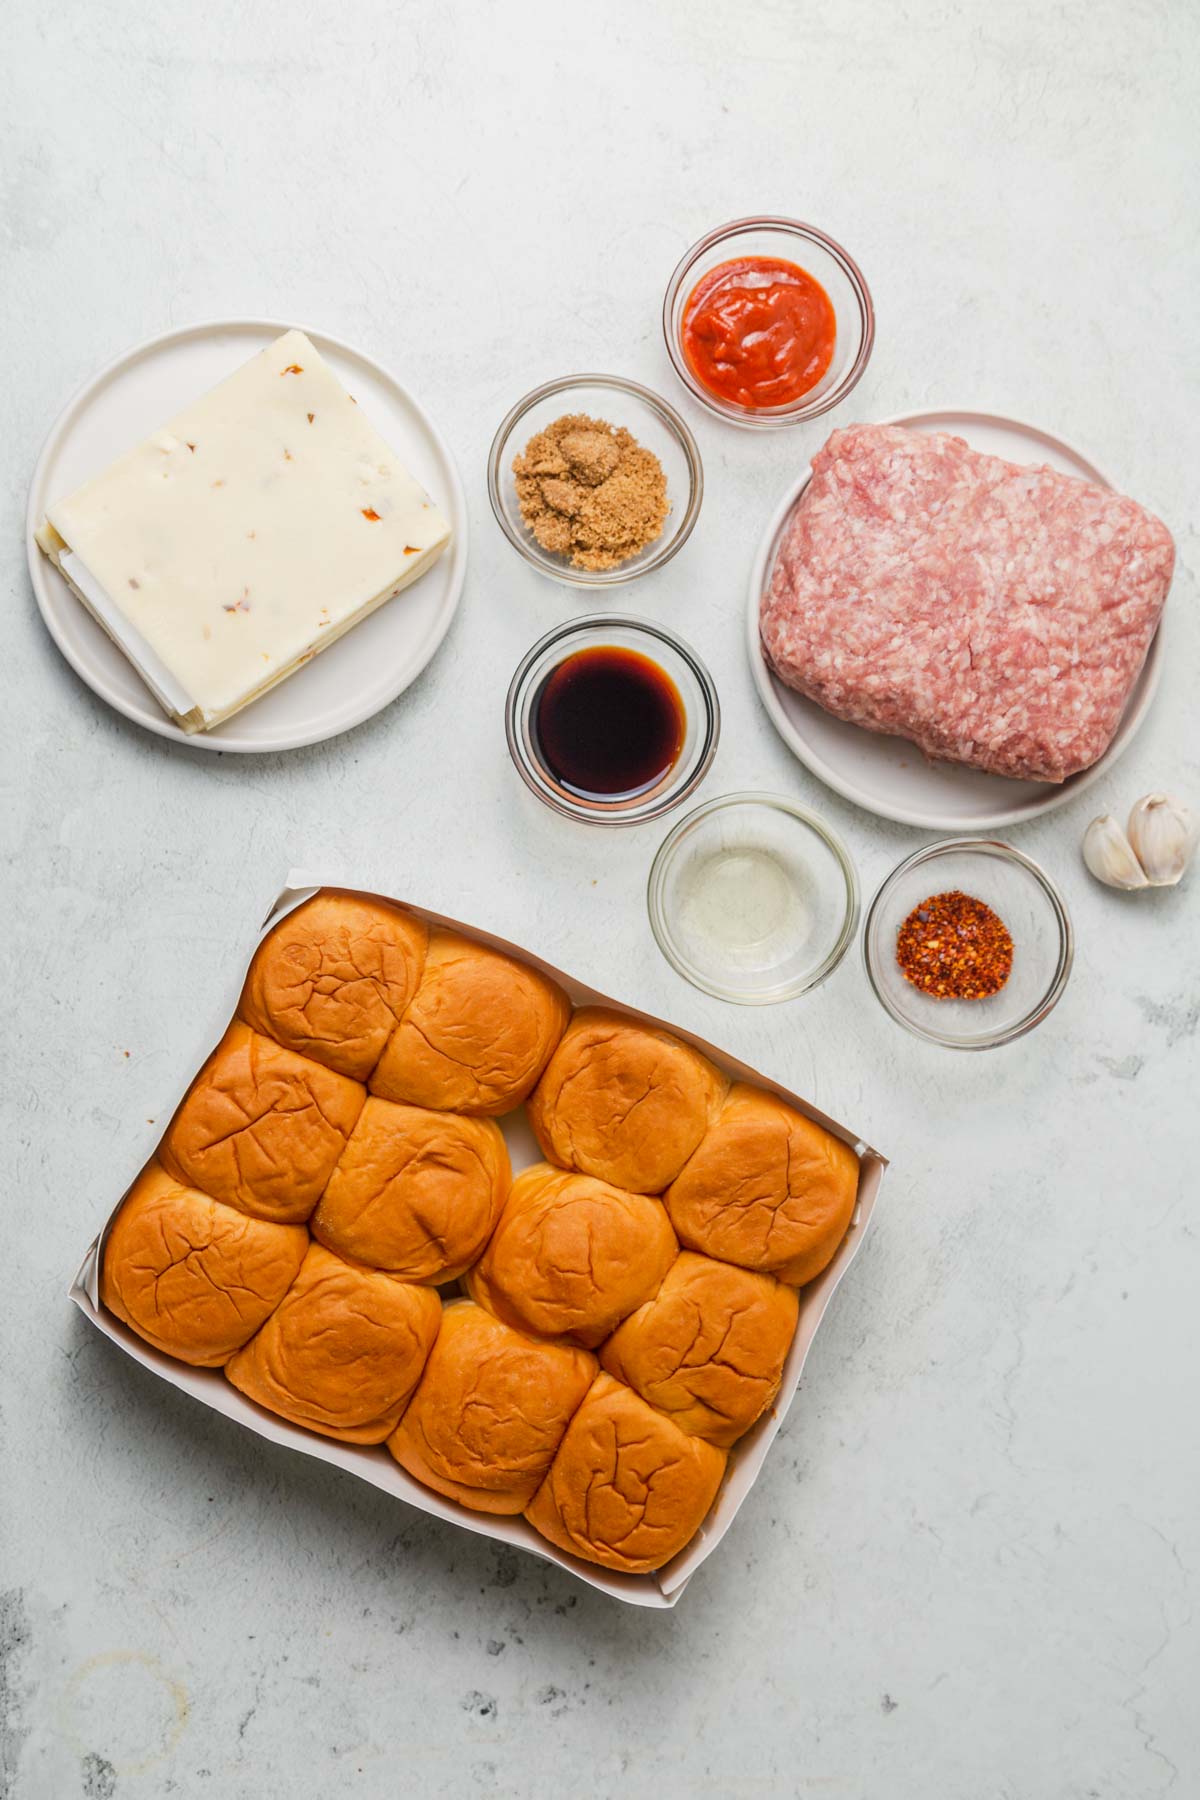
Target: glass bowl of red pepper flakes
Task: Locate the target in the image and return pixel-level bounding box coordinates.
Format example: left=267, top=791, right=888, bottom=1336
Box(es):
left=863, top=839, right=1073, bottom=1049
left=662, top=217, right=875, bottom=429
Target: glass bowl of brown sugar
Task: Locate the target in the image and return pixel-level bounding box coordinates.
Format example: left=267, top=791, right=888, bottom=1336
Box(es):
left=863, top=838, right=1074, bottom=1050
left=488, top=375, right=704, bottom=587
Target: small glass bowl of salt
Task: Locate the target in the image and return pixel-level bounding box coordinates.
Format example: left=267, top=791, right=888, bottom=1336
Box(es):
left=647, top=792, right=859, bottom=1003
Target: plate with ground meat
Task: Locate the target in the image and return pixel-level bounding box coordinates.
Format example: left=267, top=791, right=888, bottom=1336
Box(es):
left=749, top=412, right=1174, bottom=830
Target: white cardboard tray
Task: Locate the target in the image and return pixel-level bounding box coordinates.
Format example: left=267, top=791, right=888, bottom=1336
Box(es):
left=748, top=408, right=1165, bottom=831
left=69, top=872, right=886, bottom=1608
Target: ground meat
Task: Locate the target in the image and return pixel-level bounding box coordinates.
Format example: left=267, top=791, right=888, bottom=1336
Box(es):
left=759, top=424, right=1175, bottom=783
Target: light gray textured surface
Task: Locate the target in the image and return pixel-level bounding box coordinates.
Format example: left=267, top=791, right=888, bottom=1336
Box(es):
left=2, top=3, right=1197, bottom=1796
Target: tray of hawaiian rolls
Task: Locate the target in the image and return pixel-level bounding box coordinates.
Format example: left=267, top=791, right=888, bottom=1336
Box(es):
left=69, top=872, right=886, bottom=1607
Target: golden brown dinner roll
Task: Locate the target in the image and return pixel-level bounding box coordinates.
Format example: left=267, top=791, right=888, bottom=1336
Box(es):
left=528, top=1008, right=727, bottom=1194
left=387, top=1300, right=596, bottom=1514
left=159, top=1022, right=365, bottom=1224
left=370, top=931, right=570, bottom=1116
left=664, top=1083, right=858, bottom=1286
left=238, top=893, right=428, bottom=1081
left=310, top=1097, right=510, bottom=1283
left=465, top=1162, right=678, bottom=1349
left=225, top=1241, right=441, bottom=1443
left=100, top=1162, right=309, bottom=1367
left=525, top=1373, right=726, bottom=1573
left=600, top=1252, right=799, bottom=1447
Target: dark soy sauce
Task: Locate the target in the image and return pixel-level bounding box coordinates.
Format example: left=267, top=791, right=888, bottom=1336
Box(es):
left=533, top=646, right=685, bottom=799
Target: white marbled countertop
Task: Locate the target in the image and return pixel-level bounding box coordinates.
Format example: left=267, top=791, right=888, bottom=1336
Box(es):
left=1, top=2, right=1197, bottom=1795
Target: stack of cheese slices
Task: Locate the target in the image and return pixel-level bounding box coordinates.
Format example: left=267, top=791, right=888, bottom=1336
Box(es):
left=36, top=332, right=451, bottom=733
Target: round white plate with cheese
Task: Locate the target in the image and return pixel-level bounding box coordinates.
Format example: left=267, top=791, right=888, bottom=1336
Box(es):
left=747, top=409, right=1164, bottom=832
left=26, top=319, right=468, bottom=753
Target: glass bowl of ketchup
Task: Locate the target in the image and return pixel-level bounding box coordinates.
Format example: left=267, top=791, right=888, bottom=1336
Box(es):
left=663, top=217, right=875, bottom=428
left=506, top=615, right=720, bottom=826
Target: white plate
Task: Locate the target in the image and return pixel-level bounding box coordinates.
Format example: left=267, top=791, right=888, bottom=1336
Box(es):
left=26, top=319, right=468, bottom=753
left=747, top=409, right=1164, bottom=830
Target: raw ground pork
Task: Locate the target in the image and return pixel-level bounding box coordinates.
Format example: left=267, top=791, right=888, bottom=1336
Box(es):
left=760, top=424, right=1175, bottom=782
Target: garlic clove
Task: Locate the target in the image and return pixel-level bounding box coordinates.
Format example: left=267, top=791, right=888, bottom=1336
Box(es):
left=1126, top=792, right=1198, bottom=887
left=1082, top=813, right=1149, bottom=889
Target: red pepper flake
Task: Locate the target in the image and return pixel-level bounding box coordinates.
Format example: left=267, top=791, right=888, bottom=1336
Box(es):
left=128, top=577, right=140, bottom=589
left=403, top=544, right=419, bottom=554
left=223, top=589, right=251, bottom=614
left=362, top=507, right=381, bottom=521
left=896, top=890, right=1013, bottom=1000
left=307, top=412, right=315, bottom=423
left=186, top=442, right=196, bottom=453
left=281, top=364, right=304, bottom=375
left=283, top=449, right=293, bottom=461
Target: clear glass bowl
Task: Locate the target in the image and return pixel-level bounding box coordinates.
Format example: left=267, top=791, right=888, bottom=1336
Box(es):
left=863, top=839, right=1073, bottom=1049
left=647, top=793, right=859, bottom=1002
left=506, top=615, right=719, bottom=826
left=662, top=216, right=875, bottom=429
left=487, top=374, right=703, bottom=587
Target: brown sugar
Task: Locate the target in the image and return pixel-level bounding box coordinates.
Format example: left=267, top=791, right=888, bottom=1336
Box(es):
left=512, top=413, right=669, bottom=571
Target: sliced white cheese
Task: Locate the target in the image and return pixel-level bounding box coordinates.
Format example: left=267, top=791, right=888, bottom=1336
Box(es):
left=37, top=329, right=452, bottom=732
left=58, top=547, right=201, bottom=724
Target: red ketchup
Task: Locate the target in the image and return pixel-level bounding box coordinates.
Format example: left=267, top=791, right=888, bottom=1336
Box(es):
left=681, top=255, right=836, bottom=409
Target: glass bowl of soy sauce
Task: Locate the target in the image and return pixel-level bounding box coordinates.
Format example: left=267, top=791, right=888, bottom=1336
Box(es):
left=506, top=616, right=720, bottom=825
